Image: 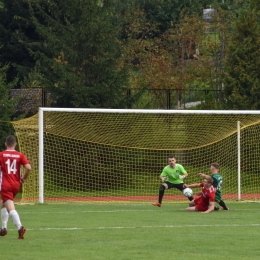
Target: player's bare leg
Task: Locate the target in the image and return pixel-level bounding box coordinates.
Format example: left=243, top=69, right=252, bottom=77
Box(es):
left=186, top=206, right=196, bottom=211
left=188, top=200, right=195, bottom=207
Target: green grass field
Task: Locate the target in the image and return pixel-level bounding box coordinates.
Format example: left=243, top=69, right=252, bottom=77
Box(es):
left=1, top=202, right=260, bottom=260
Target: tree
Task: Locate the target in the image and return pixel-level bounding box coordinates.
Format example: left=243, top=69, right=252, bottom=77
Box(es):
left=0, top=64, right=18, bottom=149
left=250, top=0, right=260, bottom=12
left=24, top=0, right=129, bottom=108
left=114, top=0, right=216, bottom=33
left=0, top=0, right=38, bottom=86
left=117, top=4, right=229, bottom=109
left=223, top=4, right=260, bottom=109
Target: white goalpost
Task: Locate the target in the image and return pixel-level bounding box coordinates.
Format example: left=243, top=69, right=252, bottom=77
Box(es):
left=36, top=108, right=260, bottom=204
left=237, top=120, right=241, bottom=201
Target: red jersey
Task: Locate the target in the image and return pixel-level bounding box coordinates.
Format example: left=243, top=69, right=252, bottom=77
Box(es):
left=0, top=150, right=29, bottom=190
left=194, top=182, right=215, bottom=211
left=200, top=182, right=215, bottom=205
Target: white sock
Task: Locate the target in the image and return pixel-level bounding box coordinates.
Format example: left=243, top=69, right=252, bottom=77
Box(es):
left=9, top=210, right=22, bottom=230
left=1, top=208, right=9, bottom=229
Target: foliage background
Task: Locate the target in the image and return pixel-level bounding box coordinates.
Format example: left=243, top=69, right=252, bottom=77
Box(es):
left=0, top=0, right=259, bottom=125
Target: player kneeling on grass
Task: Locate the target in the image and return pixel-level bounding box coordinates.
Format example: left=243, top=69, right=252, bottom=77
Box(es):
left=152, top=155, right=194, bottom=207
left=185, top=176, right=215, bottom=214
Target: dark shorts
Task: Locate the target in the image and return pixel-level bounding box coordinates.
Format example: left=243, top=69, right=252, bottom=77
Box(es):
left=164, top=182, right=184, bottom=192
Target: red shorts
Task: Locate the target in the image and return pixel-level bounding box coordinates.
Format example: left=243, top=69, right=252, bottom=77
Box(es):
left=194, top=196, right=208, bottom=212
left=0, top=184, right=20, bottom=203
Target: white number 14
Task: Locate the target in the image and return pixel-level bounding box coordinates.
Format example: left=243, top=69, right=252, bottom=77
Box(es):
left=5, top=159, right=17, bottom=174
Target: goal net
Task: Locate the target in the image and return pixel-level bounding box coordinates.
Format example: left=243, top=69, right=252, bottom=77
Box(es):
left=11, top=109, right=260, bottom=204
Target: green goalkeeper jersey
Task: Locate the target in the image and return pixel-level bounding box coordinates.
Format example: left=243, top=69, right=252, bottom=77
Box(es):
left=212, top=173, right=223, bottom=202
left=161, top=164, right=187, bottom=184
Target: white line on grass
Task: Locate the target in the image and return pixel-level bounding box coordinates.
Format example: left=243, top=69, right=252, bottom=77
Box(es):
left=19, top=208, right=260, bottom=215
left=82, top=210, right=158, bottom=213
left=6, top=223, right=260, bottom=232
left=20, top=209, right=161, bottom=214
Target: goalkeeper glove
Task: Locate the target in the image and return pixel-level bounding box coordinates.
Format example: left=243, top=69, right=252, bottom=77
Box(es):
left=179, top=175, right=185, bottom=180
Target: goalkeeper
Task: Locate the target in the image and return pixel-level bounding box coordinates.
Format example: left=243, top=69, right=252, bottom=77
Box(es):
left=198, top=162, right=229, bottom=210
left=152, top=155, right=194, bottom=207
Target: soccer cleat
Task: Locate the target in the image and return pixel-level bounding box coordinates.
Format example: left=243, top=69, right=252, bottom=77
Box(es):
left=18, top=226, right=26, bottom=239
left=214, top=206, right=220, bottom=211
left=152, top=202, right=162, bottom=207
left=220, top=206, right=230, bottom=210
left=0, top=228, right=7, bottom=236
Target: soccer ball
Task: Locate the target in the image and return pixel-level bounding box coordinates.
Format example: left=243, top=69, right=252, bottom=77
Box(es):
left=183, top=188, right=193, bottom=197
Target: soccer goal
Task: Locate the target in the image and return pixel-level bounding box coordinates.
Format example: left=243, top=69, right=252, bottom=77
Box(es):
left=11, top=108, right=260, bottom=204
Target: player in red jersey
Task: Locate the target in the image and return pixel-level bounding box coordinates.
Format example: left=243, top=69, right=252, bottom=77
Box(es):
left=0, top=135, right=31, bottom=239
left=184, top=176, right=216, bottom=213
